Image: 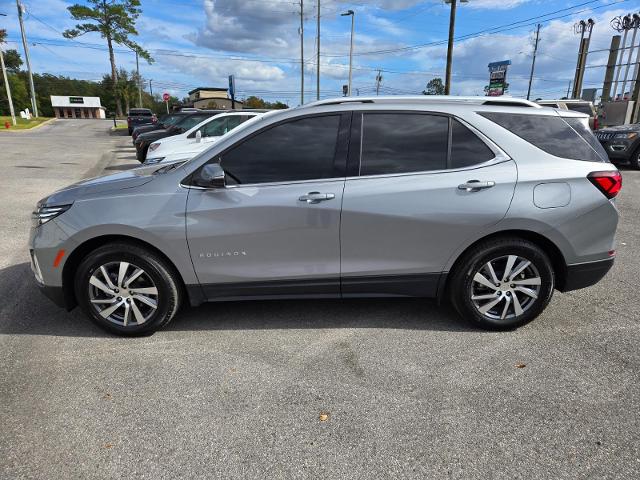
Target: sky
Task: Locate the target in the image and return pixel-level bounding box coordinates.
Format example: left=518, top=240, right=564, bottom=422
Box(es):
left=0, top=0, right=638, bottom=106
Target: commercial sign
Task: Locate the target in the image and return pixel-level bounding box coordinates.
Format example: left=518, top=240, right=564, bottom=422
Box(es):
left=487, top=60, right=511, bottom=97
left=69, top=97, right=84, bottom=104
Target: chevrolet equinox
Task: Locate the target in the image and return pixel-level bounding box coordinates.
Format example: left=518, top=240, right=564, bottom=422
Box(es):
left=30, top=96, right=621, bottom=335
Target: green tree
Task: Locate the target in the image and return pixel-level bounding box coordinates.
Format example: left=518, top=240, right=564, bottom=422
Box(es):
left=63, top=0, right=152, bottom=118
left=243, top=95, right=288, bottom=109
left=2, top=49, right=23, bottom=73
left=423, top=77, right=445, bottom=95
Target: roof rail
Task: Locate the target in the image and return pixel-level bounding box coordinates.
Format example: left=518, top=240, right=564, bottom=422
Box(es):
left=301, top=95, right=541, bottom=109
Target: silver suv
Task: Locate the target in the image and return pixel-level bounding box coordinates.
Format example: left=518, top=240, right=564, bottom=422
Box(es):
left=30, top=96, right=621, bottom=335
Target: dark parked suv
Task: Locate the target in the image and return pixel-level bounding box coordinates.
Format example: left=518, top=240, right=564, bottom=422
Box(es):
left=126, top=108, right=156, bottom=135
left=595, top=123, right=640, bottom=169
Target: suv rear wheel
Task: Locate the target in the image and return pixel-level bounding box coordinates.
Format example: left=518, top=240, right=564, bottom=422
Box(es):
left=449, top=237, right=554, bottom=330
left=74, top=243, right=182, bottom=336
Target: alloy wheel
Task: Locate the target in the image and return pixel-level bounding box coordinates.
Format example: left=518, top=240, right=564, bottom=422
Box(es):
left=470, top=254, right=542, bottom=321
left=88, top=261, right=159, bottom=327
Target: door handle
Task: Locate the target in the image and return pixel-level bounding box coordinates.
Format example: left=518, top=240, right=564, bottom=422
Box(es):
left=298, top=192, right=336, bottom=204
left=458, top=180, right=496, bottom=192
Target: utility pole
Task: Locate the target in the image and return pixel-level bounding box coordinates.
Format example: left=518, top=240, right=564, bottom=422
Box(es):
left=341, top=10, right=354, bottom=96
left=566, top=80, right=571, bottom=98
left=148, top=79, right=153, bottom=97
left=0, top=46, right=16, bottom=126
left=16, top=0, right=38, bottom=117
left=375, top=69, right=382, bottom=96
left=135, top=49, right=142, bottom=107
left=526, top=24, right=541, bottom=100
left=316, top=0, right=320, bottom=100
left=299, top=0, right=304, bottom=105
left=572, top=18, right=594, bottom=99
left=444, top=0, right=459, bottom=95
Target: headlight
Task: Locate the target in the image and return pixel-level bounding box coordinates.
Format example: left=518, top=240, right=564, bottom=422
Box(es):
left=149, top=142, right=161, bottom=151
left=614, top=132, right=638, bottom=139
left=32, top=204, right=72, bottom=227
left=144, top=157, right=164, bottom=165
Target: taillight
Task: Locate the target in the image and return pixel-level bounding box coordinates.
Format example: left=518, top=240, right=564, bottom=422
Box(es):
left=152, top=115, right=157, bottom=124
left=588, top=171, right=622, bottom=199
left=593, top=117, right=598, bottom=130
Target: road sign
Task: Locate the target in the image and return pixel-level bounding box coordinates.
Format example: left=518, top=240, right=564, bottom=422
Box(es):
left=162, top=92, right=170, bottom=102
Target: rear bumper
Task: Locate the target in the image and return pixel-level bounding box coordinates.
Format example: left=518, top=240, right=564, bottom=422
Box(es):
left=559, top=258, right=614, bottom=292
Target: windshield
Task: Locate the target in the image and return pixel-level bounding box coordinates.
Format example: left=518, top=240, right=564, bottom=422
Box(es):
left=175, top=115, right=212, bottom=131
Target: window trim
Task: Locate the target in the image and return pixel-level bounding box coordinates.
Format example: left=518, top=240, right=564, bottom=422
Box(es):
left=351, top=110, right=507, bottom=180
left=183, top=111, right=351, bottom=188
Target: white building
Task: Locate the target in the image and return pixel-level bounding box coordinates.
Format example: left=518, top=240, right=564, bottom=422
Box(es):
left=50, top=96, right=107, bottom=119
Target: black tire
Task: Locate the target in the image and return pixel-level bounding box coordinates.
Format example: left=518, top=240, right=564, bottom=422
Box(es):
left=632, top=146, right=640, bottom=170
left=128, top=128, right=133, bottom=135
left=448, top=237, right=555, bottom=330
left=135, top=146, right=144, bottom=162
left=74, top=242, right=182, bottom=336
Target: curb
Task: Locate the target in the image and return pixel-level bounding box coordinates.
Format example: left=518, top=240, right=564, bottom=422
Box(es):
left=0, top=117, right=56, bottom=132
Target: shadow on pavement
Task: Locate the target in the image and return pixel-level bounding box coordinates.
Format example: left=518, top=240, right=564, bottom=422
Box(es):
left=1, top=262, right=476, bottom=337
left=104, top=163, right=141, bottom=171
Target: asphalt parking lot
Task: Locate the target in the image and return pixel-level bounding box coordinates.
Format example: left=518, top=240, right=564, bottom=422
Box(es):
left=1, top=119, right=639, bottom=479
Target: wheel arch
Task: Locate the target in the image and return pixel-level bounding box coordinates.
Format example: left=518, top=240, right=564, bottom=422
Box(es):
left=440, top=229, right=568, bottom=300
left=61, top=234, right=192, bottom=310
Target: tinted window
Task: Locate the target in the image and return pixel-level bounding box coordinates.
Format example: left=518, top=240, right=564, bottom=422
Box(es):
left=129, top=110, right=152, bottom=116
left=479, top=112, right=605, bottom=162
left=360, top=113, right=448, bottom=175
left=201, top=116, right=248, bottom=137
left=450, top=119, right=495, bottom=168
left=564, top=117, right=608, bottom=162
left=177, top=115, right=211, bottom=130
left=566, top=103, right=593, bottom=115
left=221, top=115, right=340, bottom=184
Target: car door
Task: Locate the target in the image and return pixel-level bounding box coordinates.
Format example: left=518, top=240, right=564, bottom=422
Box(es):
left=186, top=113, right=350, bottom=300
left=340, top=112, right=517, bottom=297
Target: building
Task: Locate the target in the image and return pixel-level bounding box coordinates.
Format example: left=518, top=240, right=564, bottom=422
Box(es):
left=50, top=96, right=106, bottom=119
left=187, top=87, right=243, bottom=110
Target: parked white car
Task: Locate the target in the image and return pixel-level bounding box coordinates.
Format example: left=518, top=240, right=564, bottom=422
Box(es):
left=144, top=111, right=263, bottom=164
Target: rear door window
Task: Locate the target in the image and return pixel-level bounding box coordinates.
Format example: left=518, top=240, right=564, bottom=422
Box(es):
left=479, top=112, right=605, bottom=162
left=360, top=113, right=448, bottom=175
left=450, top=119, right=495, bottom=168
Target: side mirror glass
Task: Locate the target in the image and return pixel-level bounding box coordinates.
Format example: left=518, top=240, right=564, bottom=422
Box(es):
left=195, top=130, right=202, bottom=143
left=193, top=163, right=225, bottom=189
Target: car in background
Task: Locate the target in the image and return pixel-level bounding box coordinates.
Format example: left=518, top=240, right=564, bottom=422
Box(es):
left=144, top=111, right=264, bottom=164
left=594, top=123, right=640, bottom=169
left=537, top=100, right=598, bottom=130
left=134, top=111, right=221, bottom=162
left=131, top=112, right=197, bottom=141
left=126, top=108, right=156, bottom=135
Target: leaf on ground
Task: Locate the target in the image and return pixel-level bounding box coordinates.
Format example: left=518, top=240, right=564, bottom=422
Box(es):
left=319, top=412, right=330, bottom=422
left=515, top=363, right=526, bottom=369
left=103, top=443, right=113, bottom=449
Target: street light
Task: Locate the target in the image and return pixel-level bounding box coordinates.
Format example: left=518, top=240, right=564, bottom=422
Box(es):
left=341, top=9, right=355, bottom=96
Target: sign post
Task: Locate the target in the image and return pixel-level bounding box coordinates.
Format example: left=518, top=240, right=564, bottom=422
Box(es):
left=486, top=60, right=511, bottom=97
left=162, top=92, right=170, bottom=113
left=228, top=75, right=236, bottom=109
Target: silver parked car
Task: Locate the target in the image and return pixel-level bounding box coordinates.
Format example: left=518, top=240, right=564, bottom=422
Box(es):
left=30, top=96, right=621, bottom=335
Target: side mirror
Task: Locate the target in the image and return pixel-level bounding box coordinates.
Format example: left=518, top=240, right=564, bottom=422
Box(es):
left=193, top=163, right=225, bottom=189
left=195, top=130, right=202, bottom=143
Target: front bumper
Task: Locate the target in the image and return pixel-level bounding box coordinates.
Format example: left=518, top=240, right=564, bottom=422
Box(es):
left=596, top=138, right=638, bottom=162
left=559, top=257, right=614, bottom=292
left=37, top=283, right=68, bottom=309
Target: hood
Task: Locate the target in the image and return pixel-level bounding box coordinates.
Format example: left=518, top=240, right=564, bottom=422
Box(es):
left=599, top=123, right=640, bottom=133
left=38, top=164, right=162, bottom=206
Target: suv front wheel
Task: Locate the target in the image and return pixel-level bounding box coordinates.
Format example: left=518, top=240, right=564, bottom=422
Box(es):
left=74, top=243, right=182, bottom=336
left=449, top=237, right=555, bottom=330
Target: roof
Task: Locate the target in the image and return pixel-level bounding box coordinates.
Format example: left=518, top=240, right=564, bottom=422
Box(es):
left=188, top=87, right=229, bottom=95
left=301, top=95, right=541, bottom=109
left=50, top=95, right=104, bottom=108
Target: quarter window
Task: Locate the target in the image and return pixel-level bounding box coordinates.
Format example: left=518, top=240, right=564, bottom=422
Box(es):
left=479, top=112, right=605, bottom=162
left=360, top=113, right=448, bottom=175
left=221, top=115, right=341, bottom=184
left=450, top=119, right=495, bottom=168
